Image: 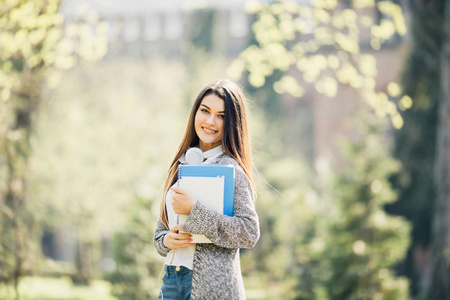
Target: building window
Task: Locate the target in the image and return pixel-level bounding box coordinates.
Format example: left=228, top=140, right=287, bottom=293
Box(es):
left=144, top=16, right=161, bottom=41
left=229, top=10, right=248, bottom=38
left=164, top=13, right=183, bottom=40
left=123, top=18, right=141, bottom=42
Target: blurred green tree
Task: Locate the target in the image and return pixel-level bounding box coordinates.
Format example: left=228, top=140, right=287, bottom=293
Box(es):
left=0, top=0, right=106, bottom=297
left=299, top=116, right=410, bottom=300
left=27, top=58, right=190, bottom=298
left=105, top=197, right=162, bottom=300
left=229, top=0, right=411, bottom=128
left=387, top=0, right=445, bottom=296
left=244, top=114, right=411, bottom=299
left=430, top=0, right=450, bottom=298
left=228, top=0, right=412, bottom=298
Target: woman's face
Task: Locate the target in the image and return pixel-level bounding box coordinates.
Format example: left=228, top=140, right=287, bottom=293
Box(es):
left=194, top=94, right=225, bottom=151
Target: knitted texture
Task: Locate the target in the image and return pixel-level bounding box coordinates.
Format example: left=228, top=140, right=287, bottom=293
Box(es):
left=153, top=154, right=260, bottom=299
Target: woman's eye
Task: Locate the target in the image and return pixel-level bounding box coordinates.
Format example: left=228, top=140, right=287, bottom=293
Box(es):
left=200, top=109, right=208, bottom=113
left=218, top=115, right=225, bottom=119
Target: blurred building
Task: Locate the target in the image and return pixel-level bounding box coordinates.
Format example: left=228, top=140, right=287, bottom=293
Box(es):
left=60, top=0, right=251, bottom=58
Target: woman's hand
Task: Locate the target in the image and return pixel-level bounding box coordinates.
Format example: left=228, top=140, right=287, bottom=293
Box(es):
left=163, top=225, right=193, bottom=249
left=170, top=187, right=196, bottom=215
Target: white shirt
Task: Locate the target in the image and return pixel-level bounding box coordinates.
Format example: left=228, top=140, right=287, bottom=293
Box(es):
left=164, top=146, right=223, bottom=270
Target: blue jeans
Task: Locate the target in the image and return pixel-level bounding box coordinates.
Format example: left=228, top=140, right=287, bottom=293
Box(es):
left=158, top=265, right=192, bottom=300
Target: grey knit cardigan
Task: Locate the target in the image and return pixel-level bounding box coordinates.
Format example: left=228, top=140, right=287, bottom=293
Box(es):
left=153, top=154, right=260, bottom=299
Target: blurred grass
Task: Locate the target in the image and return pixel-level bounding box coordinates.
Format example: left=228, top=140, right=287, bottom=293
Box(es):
left=0, top=277, right=118, bottom=300
left=244, top=274, right=282, bottom=300
left=0, top=275, right=272, bottom=300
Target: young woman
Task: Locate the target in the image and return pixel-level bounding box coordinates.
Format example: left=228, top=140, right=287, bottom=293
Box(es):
left=153, top=79, right=260, bottom=299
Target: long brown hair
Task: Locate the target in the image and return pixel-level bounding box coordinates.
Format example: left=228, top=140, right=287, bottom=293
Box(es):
left=159, top=79, right=254, bottom=229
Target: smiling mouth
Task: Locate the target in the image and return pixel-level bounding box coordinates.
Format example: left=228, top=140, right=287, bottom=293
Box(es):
left=202, top=127, right=217, bottom=135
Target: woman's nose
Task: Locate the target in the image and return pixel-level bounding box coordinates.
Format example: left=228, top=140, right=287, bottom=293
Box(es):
left=206, top=114, right=216, bottom=125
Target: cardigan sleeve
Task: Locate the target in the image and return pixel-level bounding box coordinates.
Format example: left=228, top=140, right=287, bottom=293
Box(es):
left=182, top=164, right=260, bottom=249
left=153, top=218, right=171, bottom=257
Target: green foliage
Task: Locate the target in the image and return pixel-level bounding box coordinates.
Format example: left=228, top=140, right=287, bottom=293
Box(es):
left=0, top=0, right=107, bottom=103
left=242, top=72, right=411, bottom=298
left=229, top=3, right=413, bottom=296
left=27, top=58, right=188, bottom=288
left=285, top=117, right=410, bottom=300
left=0, top=0, right=107, bottom=292
left=105, top=201, right=161, bottom=300
left=229, top=0, right=411, bottom=129
left=29, top=59, right=184, bottom=235
left=239, top=78, right=317, bottom=297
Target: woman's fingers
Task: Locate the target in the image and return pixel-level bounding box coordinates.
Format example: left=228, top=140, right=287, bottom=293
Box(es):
left=172, top=237, right=191, bottom=246
left=169, top=236, right=192, bottom=248
left=172, top=230, right=191, bottom=240
left=170, top=225, right=184, bottom=233
left=170, top=188, right=196, bottom=215
left=170, top=187, right=184, bottom=195
left=164, top=226, right=193, bottom=248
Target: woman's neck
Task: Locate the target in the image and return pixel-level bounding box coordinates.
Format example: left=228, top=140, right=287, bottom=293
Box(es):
left=199, top=141, right=222, bottom=152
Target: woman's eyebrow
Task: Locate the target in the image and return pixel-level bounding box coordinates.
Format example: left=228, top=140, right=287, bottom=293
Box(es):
left=200, top=104, right=225, bottom=113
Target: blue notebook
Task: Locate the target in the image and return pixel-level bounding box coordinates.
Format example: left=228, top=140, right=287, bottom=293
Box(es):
left=178, top=164, right=235, bottom=216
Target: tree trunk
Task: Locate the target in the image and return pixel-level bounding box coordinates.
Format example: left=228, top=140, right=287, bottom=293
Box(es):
left=430, top=1, right=450, bottom=298
left=3, top=95, right=35, bottom=300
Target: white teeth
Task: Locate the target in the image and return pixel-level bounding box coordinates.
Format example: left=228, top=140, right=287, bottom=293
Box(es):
left=203, top=128, right=216, bottom=134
